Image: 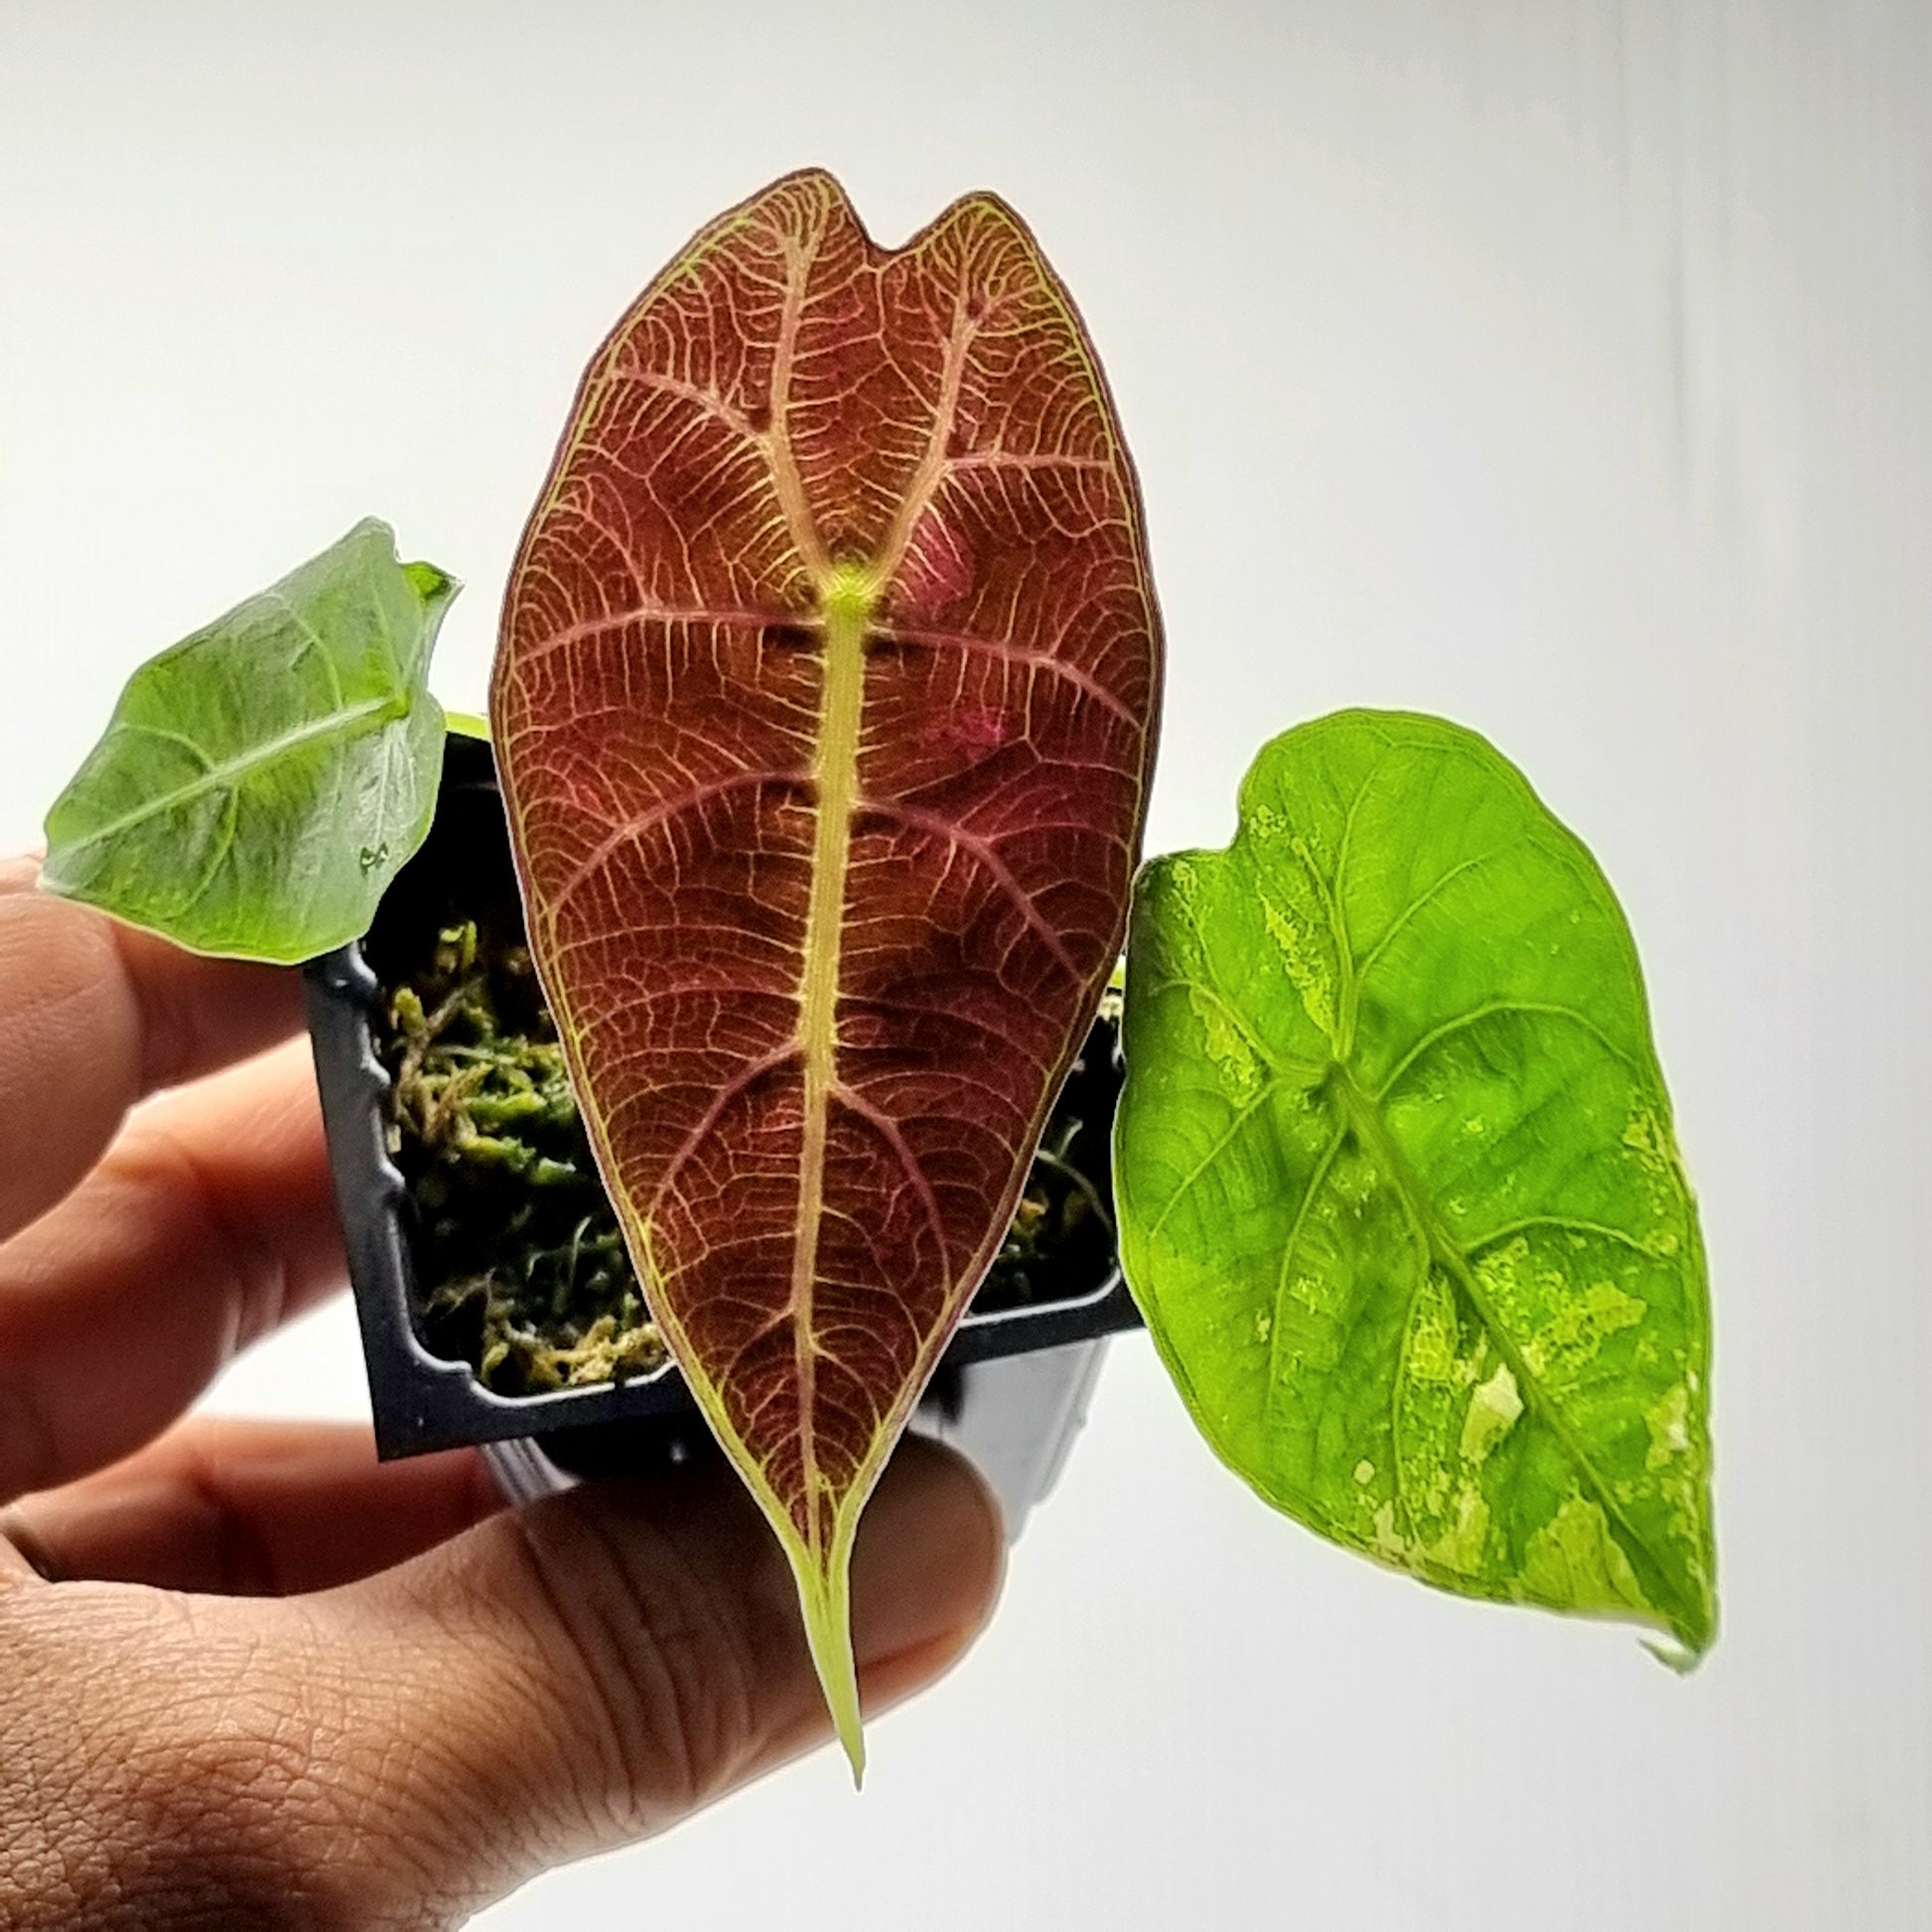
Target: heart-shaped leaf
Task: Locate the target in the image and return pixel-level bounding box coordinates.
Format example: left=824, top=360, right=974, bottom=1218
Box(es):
left=491, top=171, right=1161, bottom=1771
left=42, top=519, right=456, bottom=963
left=1117, top=712, right=1715, bottom=1657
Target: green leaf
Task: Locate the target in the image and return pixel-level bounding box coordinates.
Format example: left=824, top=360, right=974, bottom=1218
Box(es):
left=42, top=519, right=457, bottom=963
left=1117, top=710, right=1715, bottom=1656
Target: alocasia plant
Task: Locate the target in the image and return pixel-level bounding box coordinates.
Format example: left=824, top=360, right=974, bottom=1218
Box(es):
left=489, top=170, right=1161, bottom=1772
left=37, top=169, right=1715, bottom=1780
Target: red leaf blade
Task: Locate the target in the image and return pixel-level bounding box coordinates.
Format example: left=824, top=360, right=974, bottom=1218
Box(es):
left=491, top=172, right=1162, bottom=1770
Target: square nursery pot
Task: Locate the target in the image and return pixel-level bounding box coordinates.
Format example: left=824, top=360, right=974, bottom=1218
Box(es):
left=305, top=734, right=1143, bottom=1534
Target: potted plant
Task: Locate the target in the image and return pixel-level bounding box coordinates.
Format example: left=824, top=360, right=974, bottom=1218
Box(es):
left=306, top=723, right=1140, bottom=1530
left=39, top=169, right=1716, bottom=1784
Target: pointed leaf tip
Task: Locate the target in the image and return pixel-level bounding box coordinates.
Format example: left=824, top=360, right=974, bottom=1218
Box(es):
left=787, top=1526, right=867, bottom=1785
left=403, top=557, right=461, bottom=615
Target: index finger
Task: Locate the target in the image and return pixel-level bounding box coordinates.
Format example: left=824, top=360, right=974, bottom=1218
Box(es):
left=0, top=858, right=305, bottom=1241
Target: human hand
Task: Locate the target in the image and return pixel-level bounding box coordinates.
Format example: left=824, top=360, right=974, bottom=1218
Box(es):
left=0, top=859, right=1005, bottom=1929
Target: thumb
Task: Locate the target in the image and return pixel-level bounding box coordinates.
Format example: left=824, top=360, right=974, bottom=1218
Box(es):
left=292, top=1434, right=1004, bottom=1918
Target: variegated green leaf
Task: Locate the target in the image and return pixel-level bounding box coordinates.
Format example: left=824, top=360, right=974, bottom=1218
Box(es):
left=1117, top=710, right=1715, bottom=1655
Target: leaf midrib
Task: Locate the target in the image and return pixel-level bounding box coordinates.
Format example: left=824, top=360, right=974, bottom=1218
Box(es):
left=768, top=260, right=982, bottom=1556
left=787, top=583, right=870, bottom=1553
left=1326, top=1059, right=1689, bottom=1630
left=50, top=692, right=405, bottom=860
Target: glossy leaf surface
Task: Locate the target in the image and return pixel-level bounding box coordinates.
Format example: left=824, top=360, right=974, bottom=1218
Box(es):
left=491, top=171, right=1161, bottom=1767
left=1117, top=712, right=1714, bottom=1655
left=42, top=519, right=455, bottom=963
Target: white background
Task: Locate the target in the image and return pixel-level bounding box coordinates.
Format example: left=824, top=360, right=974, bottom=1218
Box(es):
left=3, top=3, right=1928, bottom=1926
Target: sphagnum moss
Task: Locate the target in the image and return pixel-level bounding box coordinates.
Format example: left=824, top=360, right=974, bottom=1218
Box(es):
left=376, top=919, right=1118, bottom=1395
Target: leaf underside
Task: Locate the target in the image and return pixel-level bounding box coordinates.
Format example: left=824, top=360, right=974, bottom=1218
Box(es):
left=1116, top=711, right=1715, bottom=1656
left=490, top=171, right=1161, bottom=1772
left=41, top=519, right=455, bottom=963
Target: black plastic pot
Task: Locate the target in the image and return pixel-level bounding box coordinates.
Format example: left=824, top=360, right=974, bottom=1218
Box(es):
left=305, top=735, right=1143, bottom=1486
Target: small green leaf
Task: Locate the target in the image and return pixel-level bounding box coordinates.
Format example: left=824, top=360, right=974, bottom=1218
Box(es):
left=42, top=519, right=457, bottom=963
left=1117, top=710, right=1715, bottom=1655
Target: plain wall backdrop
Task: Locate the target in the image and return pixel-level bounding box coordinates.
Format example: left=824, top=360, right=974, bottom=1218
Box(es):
left=3, top=2, right=1928, bottom=1926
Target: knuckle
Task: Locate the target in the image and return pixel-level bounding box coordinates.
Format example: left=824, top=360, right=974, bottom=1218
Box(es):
left=117, top=1630, right=388, bottom=1926
left=497, top=1496, right=767, bottom=1832
left=102, top=916, right=198, bottom=1094
left=0, top=1589, right=366, bottom=1929
left=0, top=896, right=133, bottom=1229
left=109, top=1119, right=294, bottom=1349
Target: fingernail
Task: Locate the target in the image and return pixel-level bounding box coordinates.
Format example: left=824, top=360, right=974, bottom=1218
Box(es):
left=848, top=1438, right=1005, bottom=1667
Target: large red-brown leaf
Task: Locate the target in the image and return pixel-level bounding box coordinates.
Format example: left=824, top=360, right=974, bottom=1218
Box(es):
left=490, top=170, right=1161, bottom=1771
